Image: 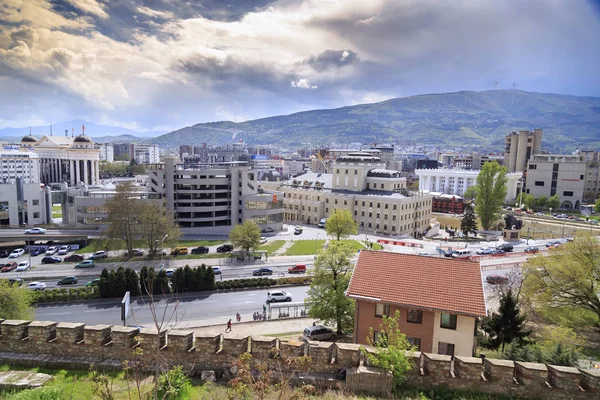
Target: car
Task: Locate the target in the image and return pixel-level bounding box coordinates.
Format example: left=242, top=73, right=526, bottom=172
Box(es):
left=128, top=249, right=144, bottom=257
left=0, top=250, right=9, bottom=258
left=496, top=243, right=514, bottom=252
left=486, top=274, right=509, bottom=285
left=546, top=240, right=562, bottom=248
left=212, top=266, right=222, bottom=275
left=318, top=218, right=327, bottom=228
left=8, top=278, right=23, bottom=286
left=24, top=227, right=46, bottom=234
left=57, top=245, right=70, bottom=255
left=417, top=251, right=431, bottom=256
left=75, top=260, right=95, bottom=269
left=170, top=247, right=188, bottom=256
left=524, top=246, right=539, bottom=254
left=443, top=249, right=454, bottom=257
left=45, top=246, right=57, bottom=255
left=9, top=248, right=25, bottom=258
left=490, top=249, right=505, bottom=255
left=85, top=278, right=100, bottom=287
left=164, top=269, right=175, bottom=278
left=260, top=237, right=268, bottom=244
left=41, top=256, right=62, bottom=264
left=1, top=262, right=17, bottom=272
left=15, top=261, right=30, bottom=271
left=30, top=248, right=44, bottom=256
left=253, top=268, right=273, bottom=276
left=294, top=228, right=303, bottom=235
left=216, top=244, right=234, bottom=253
left=27, top=281, right=46, bottom=290
left=64, top=254, right=85, bottom=262
left=89, top=251, right=108, bottom=260
left=261, top=227, right=274, bottom=233
left=476, top=247, right=493, bottom=255
left=58, top=276, right=78, bottom=285
left=191, top=246, right=209, bottom=254
left=536, top=212, right=545, bottom=216
left=288, top=264, right=306, bottom=273
left=266, top=290, right=292, bottom=303
left=303, top=325, right=336, bottom=341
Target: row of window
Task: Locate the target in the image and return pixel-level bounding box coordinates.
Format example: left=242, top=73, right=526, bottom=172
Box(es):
left=372, top=331, right=455, bottom=355
left=375, top=303, right=457, bottom=330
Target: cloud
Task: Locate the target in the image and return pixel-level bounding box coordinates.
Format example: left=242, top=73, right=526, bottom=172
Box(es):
left=136, top=6, right=175, bottom=20
left=63, top=0, right=108, bottom=19
left=305, top=49, right=359, bottom=71
left=291, top=78, right=318, bottom=89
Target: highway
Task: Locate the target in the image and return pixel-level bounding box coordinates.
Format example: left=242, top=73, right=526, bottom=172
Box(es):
left=35, top=286, right=309, bottom=326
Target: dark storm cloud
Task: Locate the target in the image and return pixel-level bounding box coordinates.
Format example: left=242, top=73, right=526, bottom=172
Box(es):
left=304, top=49, right=359, bottom=72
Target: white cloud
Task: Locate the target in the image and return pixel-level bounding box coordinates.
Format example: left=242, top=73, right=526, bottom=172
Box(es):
left=291, top=78, right=318, bottom=89
left=64, top=0, right=108, bottom=19
left=136, top=6, right=175, bottom=19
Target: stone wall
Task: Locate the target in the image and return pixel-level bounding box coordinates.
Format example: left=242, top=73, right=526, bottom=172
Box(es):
left=0, top=319, right=599, bottom=399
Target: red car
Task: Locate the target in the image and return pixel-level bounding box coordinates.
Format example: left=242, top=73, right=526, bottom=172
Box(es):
left=486, top=274, right=509, bottom=285
left=1, top=262, right=17, bottom=272
left=64, top=254, right=84, bottom=262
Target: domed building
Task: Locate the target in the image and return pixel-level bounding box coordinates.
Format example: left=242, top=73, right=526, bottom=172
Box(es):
left=20, top=135, right=38, bottom=145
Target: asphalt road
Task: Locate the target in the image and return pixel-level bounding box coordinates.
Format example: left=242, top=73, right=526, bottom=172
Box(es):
left=35, top=286, right=309, bottom=326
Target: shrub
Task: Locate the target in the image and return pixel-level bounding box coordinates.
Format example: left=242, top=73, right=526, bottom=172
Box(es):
left=69, top=291, right=78, bottom=301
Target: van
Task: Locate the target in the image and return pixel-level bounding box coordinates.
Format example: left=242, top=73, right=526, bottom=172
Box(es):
left=288, top=264, right=306, bottom=274
left=303, top=325, right=335, bottom=341
left=451, top=250, right=472, bottom=259
left=318, top=218, right=327, bottom=228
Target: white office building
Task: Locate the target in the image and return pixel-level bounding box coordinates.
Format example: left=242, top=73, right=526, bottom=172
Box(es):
left=97, top=143, right=114, bottom=162
left=130, top=144, right=160, bottom=164
left=0, top=149, right=40, bottom=184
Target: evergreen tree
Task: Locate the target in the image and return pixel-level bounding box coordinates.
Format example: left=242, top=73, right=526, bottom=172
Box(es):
left=98, top=269, right=111, bottom=298
left=172, top=268, right=185, bottom=293
left=184, top=265, right=197, bottom=292
left=203, top=264, right=216, bottom=290
left=124, top=268, right=140, bottom=296
left=114, top=267, right=127, bottom=297
left=154, top=269, right=171, bottom=295
left=460, top=205, right=478, bottom=237
left=107, top=270, right=118, bottom=298
left=195, top=265, right=206, bottom=291
left=481, top=289, right=530, bottom=351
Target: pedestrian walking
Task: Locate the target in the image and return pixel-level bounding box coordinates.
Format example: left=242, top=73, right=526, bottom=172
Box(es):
left=225, top=319, right=232, bottom=332
left=263, top=304, right=267, bottom=313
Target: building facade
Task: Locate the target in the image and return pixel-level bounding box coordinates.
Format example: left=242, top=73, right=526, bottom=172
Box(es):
left=97, top=143, right=114, bottom=162
left=0, top=180, right=51, bottom=227
left=504, top=129, right=543, bottom=173
left=130, top=144, right=160, bottom=164
left=0, top=150, right=40, bottom=184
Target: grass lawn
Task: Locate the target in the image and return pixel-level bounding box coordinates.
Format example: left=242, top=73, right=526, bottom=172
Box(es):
left=259, top=240, right=285, bottom=254
left=77, top=239, right=226, bottom=254
left=285, top=240, right=325, bottom=256
left=177, top=239, right=226, bottom=247
left=51, top=205, right=62, bottom=219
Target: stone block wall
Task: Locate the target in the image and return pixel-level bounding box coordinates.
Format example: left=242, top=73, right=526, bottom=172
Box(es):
left=0, top=319, right=599, bottom=399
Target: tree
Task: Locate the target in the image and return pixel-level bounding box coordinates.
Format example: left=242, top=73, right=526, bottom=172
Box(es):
left=536, top=196, right=548, bottom=209
left=463, top=186, right=478, bottom=202
left=594, top=198, right=600, bottom=213
left=229, top=220, right=261, bottom=255
left=548, top=194, right=560, bottom=210
left=325, top=209, right=358, bottom=241
left=366, top=310, right=413, bottom=389
left=460, top=205, right=478, bottom=237
left=104, top=182, right=143, bottom=254
left=480, top=289, right=530, bottom=351
left=475, top=161, right=508, bottom=230
left=522, top=235, right=600, bottom=326
left=306, top=242, right=355, bottom=334
left=523, top=194, right=536, bottom=210
left=0, top=280, right=34, bottom=319
left=138, top=202, right=181, bottom=255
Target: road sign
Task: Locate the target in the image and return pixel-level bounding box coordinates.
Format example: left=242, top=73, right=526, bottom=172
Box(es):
left=121, top=291, right=131, bottom=325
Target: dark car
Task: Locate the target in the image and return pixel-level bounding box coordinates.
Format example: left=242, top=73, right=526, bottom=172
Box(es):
left=216, top=244, right=234, bottom=253
left=191, top=246, right=209, bottom=254
left=30, top=248, right=44, bottom=256
left=41, top=256, right=62, bottom=264
left=524, top=246, right=539, bottom=254
left=0, top=250, right=9, bottom=258
left=58, top=276, right=78, bottom=285
left=127, top=249, right=144, bottom=257
left=64, top=254, right=85, bottom=262
left=443, top=249, right=454, bottom=257
left=253, top=268, right=273, bottom=276
left=496, top=243, right=513, bottom=252
left=546, top=240, right=562, bottom=248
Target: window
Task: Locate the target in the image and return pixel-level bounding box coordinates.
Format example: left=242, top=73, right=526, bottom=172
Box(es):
left=529, top=164, right=537, bottom=170
left=563, top=191, right=573, bottom=197
left=407, top=309, right=423, bottom=324
left=407, top=337, right=422, bottom=351
left=32, top=199, right=39, bottom=206
left=438, top=342, right=455, bottom=356
left=33, top=212, right=40, bottom=218
left=534, top=181, right=545, bottom=186
left=580, top=175, right=584, bottom=180
left=440, top=313, right=457, bottom=329
left=375, top=303, right=390, bottom=318
left=373, top=331, right=387, bottom=346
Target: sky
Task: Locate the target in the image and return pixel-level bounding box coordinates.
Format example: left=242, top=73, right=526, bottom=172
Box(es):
left=1, top=0, right=599, bottom=134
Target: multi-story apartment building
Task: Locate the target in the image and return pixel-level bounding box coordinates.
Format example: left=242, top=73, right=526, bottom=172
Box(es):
left=97, top=143, right=114, bottom=162
left=130, top=144, right=160, bottom=164
left=504, top=129, right=542, bottom=173
left=525, top=154, right=586, bottom=209
left=0, top=179, right=51, bottom=227
left=148, top=158, right=283, bottom=234
left=266, top=152, right=432, bottom=237
left=0, top=149, right=40, bottom=184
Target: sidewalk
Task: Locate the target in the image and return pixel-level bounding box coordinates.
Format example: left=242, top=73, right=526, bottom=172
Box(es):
left=175, top=315, right=316, bottom=338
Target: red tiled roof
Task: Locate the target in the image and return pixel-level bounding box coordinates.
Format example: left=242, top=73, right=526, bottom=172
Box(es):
left=347, top=251, right=487, bottom=317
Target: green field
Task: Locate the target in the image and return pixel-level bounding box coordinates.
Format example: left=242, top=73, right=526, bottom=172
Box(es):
left=258, top=240, right=285, bottom=254
left=285, top=240, right=326, bottom=255
left=177, top=239, right=226, bottom=247
left=77, top=239, right=226, bottom=254
left=51, top=205, right=62, bottom=219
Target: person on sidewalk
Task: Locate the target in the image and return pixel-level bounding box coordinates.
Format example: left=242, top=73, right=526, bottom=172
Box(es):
left=225, top=319, right=232, bottom=332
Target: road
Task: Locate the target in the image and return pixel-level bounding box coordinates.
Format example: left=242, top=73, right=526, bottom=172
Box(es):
left=35, top=286, right=309, bottom=326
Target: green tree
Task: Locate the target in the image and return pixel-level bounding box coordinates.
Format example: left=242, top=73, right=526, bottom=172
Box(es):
left=114, top=266, right=127, bottom=297
left=460, top=205, right=478, bottom=237
left=325, top=209, right=358, bottom=241
left=475, top=161, right=508, bottom=230
left=523, top=194, right=536, bottom=210
left=154, top=269, right=171, bottom=295
left=366, top=310, right=413, bottom=389
left=463, top=186, right=478, bottom=202
left=522, top=235, right=600, bottom=326
left=203, top=264, right=216, bottom=290
left=124, top=267, right=140, bottom=296
left=0, top=280, right=34, bottom=319
left=536, top=196, right=548, bottom=209
left=104, top=182, right=142, bottom=254
left=594, top=198, right=600, bottom=213
left=229, top=220, right=261, bottom=255
left=183, top=265, right=197, bottom=292
left=306, top=242, right=355, bottom=334
left=172, top=268, right=185, bottom=293
left=481, top=289, right=530, bottom=351
left=548, top=194, right=561, bottom=210
left=138, top=202, right=181, bottom=255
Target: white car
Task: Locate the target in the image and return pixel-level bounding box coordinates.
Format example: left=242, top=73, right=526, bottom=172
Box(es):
left=45, top=246, right=57, bottom=255
left=27, top=281, right=46, bottom=290
left=25, top=227, right=46, bottom=234
left=212, top=266, right=222, bottom=275
left=266, top=290, right=292, bottom=304
left=57, top=246, right=70, bottom=255
left=15, top=261, right=30, bottom=271
left=9, top=248, right=25, bottom=258
left=260, top=237, right=268, bottom=244
left=476, top=247, right=494, bottom=255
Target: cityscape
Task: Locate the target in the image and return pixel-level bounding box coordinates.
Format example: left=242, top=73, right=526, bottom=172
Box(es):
left=1, top=1, right=600, bottom=399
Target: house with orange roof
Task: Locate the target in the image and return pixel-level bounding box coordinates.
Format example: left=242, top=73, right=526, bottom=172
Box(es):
left=346, top=250, right=487, bottom=357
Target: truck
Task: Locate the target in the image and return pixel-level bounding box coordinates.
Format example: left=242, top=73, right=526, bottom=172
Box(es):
left=288, top=264, right=307, bottom=274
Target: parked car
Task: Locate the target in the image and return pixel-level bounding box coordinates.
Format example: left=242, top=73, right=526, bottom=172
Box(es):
left=451, top=250, right=472, bottom=259
left=496, top=243, right=514, bottom=252
left=128, top=249, right=144, bottom=256
left=486, top=274, right=509, bottom=285
left=318, top=218, right=327, bottom=228
left=288, top=264, right=306, bottom=274
left=25, top=227, right=46, bottom=234
left=260, top=237, right=268, bottom=244
left=15, top=261, right=30, bottom=271
left=443, top=249, right=454, bottom=257
left=57, top=245, right=70, bottom=255
left=294, top=227, right=303, bottom=235
left=490, top=249, right=505, bottom=255
left=64, top=254, right=85, bottom=262
left=212, top=266, right=222, bottom=275
left=30, top=248, right=44, bottom=256
left=476, top=247, right=493, bottom=255
left=58, top=276, right=78, bottom=285
left=524, top=246, right=539, bottom=254
left=85, top=278, right=100, bottom=287
left=45, top=246, right=57, bottom=255
left=216, top=244, right=234, bottom=253
left=75, top=260, right=95, bottom=269
left=191, top=246, right=209, bottom=254
left=0, top=250, right=9, bottom=258
left=266, top=290, right=292, bottom=303
left=417, top=251, right=431, bottom=256
left=253, top=268, right=273, bottom=276
left=9, top=248, right=25, bottom=258
left=303, top=325, right=336, bottom=341
left=261, top=227, right=274, bottom=233
left=1, top=262, right=17, bottom=272
left=546, top=240, right=562, bottom=248
left=170, top=247, right=188, bottom=256
left=27, top=281, right=46, bottom=290
left=165, top=269, right=175, bottom=278
left=89, top=251, right=107, bottom=260
left=41, top=256, right=62, bottom=264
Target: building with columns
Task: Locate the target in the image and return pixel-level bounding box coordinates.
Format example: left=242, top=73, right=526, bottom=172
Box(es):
left=415, top=168, right=521, bottom=203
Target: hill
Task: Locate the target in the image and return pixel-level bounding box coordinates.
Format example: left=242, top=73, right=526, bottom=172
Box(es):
left=151, top=90, right=600, bottom=152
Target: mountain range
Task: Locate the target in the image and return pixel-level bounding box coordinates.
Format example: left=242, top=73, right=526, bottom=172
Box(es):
left=150, top=90, right=600, bottom=152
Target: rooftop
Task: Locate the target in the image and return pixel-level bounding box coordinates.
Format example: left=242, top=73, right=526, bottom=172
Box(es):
left=347, top=251, right=486, bottom=317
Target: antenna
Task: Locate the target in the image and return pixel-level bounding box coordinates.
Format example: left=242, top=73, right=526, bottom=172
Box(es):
left=50, top=125, right=52, bottom=136
left=512, top=83, right=516, bottom=90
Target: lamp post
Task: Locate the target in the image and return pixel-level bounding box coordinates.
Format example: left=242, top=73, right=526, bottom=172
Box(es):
left=155, top=234, right=168, bottom=269
left=527, top=228, right=530, bottom=245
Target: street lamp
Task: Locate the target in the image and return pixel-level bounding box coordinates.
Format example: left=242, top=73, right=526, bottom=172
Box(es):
left=155, top=234, right=168, bottom=269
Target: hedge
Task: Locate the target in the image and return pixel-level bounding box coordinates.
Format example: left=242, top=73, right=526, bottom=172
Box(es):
left=33, top=286, right=100, bottom=304
left=276, top=276, right=313, bottom=285
left=215, top=277, right=274, bottom=290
